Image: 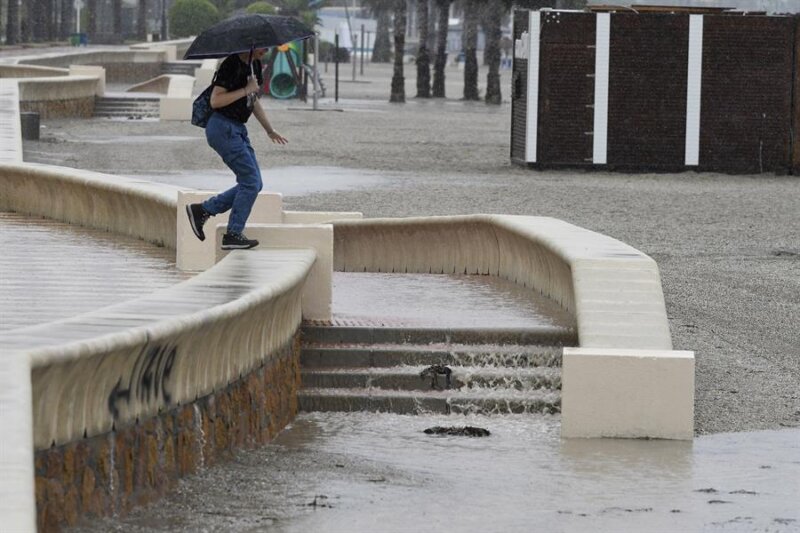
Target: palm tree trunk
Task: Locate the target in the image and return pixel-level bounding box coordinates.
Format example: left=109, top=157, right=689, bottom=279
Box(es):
left=415, top=0, right=431, bottom=97
left=390, top=0, right=407, bottom=103
left=462, top=0, right=479, bottom=100
left=484, top=0, right=502, bottom=105
left=432, top=0, right=449, bottom=97
left=19, top=0, right=31, bottom=42
left=86, top=0, right=97, bottom=38
left=137, top=0, right=147, bottom=40
left=6, top=0, right=19, bottom=45
left=30, top=0, right=46, bottom=41
left=113, top=0, right=122, bottom=37
left=372, top=7, right=392, bottom=62
left=60, top=0, right=73, bottom=40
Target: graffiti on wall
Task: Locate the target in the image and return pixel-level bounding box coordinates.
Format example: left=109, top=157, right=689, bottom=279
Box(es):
left=108, top=344, right=177, bottom=420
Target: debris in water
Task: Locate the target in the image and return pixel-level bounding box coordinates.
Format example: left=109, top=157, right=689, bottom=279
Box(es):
left=307, top=495, right=332, bottom=508
left=424, top=426, right=491, bottom=437
left=707, top=500, right=732, bottom=504
left=695, top=488, right=718, bottom=493
left=420, top=364, right=453, bottom=390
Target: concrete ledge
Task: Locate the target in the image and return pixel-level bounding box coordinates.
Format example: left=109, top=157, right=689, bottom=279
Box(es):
left=69, top=65, right=106, bottom=95
left=282, top=210, right=363, bottom=224
left=0, top=249, right=315, bottom=449
left=332, top=215, right=673, bottom=350
left=561, top=348, right=695, bottom=440
left=176, top=190, right=284, bottom=270
left=193, top=59, right=219, bottom=94
left=0, top=162, right=181, bottom=248
left=217, top=224, right=334, bottom=321
left=0, top=64, right=69, bottom=78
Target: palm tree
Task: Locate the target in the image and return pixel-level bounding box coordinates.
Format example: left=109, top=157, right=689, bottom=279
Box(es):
left=61, top=0, right=73, bottom=40
left=6, top=0, right=19, bottom=45
left=431, top=0, right=449, bottom=97
left=363, top=0, right=392, bottom=62
left=86, top=0, right=97, bottom=38
left=138, top=0, right=147, bottom=40
left=389, top=0, right=406, bottom=102
left=415, top=0, right=431, bottom=97
left=113, top=0, right=122, bottom=37
left=483, top=0, right=507, bottom=105
left=462, top=0, right=479, bottom=100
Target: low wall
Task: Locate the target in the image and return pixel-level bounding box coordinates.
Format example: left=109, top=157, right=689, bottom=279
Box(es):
left=25, top=51, right=167, bottom=84
left=35, top=338, right=300, bottom=530
left=0, top=162, right=179, bottom=249
left=17, top=76, right=99, bottom=118
left=2, top=246, right=315, bottom=530
left=0, top=65, right=69, bottom=78
left=332, top=215, right=672, bottom=350
left=0, top=160, right=320, bottom=530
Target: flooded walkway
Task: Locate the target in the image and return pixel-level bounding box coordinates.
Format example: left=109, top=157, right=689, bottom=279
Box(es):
left=0, top=212, right=190, bottom=332
left=329, top=272, right=575, bottom=329
left=71, top=412, right=800, bottom=532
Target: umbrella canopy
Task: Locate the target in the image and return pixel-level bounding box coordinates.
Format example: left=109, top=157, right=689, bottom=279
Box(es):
left=183, top=14, right=314, bottom=60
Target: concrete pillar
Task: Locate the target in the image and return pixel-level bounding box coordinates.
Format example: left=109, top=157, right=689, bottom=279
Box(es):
left=177, top=190, right=283, bottom=271
left=561, top=348, right=695, bottom=440
left=218, top=224, right=334, bottom=321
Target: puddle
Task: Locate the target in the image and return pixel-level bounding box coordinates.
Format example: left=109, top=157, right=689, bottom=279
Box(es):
left=332, top=272, right=575, bottom=329
left=69, top=413, right=800, bottom=532
left=126, top=166, right=390, bottom=197
left=70, top=134, right=198, bottom=144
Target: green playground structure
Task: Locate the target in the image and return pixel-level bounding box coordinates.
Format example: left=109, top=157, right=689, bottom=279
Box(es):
left=264, top=42, right=304, bottom=99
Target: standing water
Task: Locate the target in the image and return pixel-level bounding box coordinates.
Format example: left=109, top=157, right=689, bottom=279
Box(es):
left=71, top=413, right=800, bottom=532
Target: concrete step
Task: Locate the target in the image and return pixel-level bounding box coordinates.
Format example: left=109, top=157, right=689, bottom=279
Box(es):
left=94, top=97, right=160, bottom=118
left=298, top=387, right=561, bottom=415
left=301, top=366, right=562, bottom=391
left=300, top=324, right=576, bottom=346
left=300, top=343, right=563, bottom=368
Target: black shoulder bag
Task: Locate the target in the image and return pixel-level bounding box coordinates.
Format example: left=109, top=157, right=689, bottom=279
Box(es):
left=191, top=72, right=218, bottom=128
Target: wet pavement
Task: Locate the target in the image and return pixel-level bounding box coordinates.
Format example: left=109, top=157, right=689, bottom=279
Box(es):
left=71, top=412, right=800, bottom=533
left=0, top=212, right=190, bottom=332
left=123, top=166, right=390, bottom=198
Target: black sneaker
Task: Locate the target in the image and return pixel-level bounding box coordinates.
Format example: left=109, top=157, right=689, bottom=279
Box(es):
left=222, top=232, right=259, bottom=250
left=186, top=203, right=211, bottom=241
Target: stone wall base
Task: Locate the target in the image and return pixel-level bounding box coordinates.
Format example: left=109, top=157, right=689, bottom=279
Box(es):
left=21, top=97, right=94, bottom=119
left=34, top=335, right=301, bottom=532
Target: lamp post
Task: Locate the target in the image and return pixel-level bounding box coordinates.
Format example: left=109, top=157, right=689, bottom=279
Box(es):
left=74, top=0, right=84, bottom=33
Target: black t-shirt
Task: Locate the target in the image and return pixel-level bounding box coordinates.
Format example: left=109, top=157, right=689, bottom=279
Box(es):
left=213, top=54, right=264, bottom=123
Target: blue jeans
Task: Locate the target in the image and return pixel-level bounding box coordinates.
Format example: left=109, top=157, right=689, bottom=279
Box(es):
left=202, top=112, right=263, bottom=234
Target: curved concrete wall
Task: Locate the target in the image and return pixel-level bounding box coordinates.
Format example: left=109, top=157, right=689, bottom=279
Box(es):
left=0, top=161, right=317, bottom=529
left=24, top=50, right=167, bottom=84
left=0, top=162, right=179, bottom=248
left=0, top=64, right=69, bottom=78
left=333, top=215, right=672, bottom=350
left=17, top=75, right=99, bottom=118
left=6, top=249, right=313, bottom=449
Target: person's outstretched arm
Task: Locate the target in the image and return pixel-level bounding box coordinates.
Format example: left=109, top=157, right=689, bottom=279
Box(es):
left=253, top=99, right=288, bottom=145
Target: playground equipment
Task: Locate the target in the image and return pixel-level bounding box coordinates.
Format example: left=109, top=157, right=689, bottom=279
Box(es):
left=264, top=42, right=305, bottom=99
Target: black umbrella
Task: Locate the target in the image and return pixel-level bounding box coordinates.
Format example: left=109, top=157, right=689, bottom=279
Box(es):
left=183, top=14, right=314, bottom=60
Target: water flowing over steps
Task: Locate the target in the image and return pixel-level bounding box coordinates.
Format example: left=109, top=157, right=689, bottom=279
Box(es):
left=94, top=96, right=160, bottom=119
left=299, top=324, right=576, bottom=415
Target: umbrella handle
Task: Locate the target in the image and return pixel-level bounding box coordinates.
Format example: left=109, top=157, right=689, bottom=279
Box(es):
left=248, top=45, right=255, bottom=77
